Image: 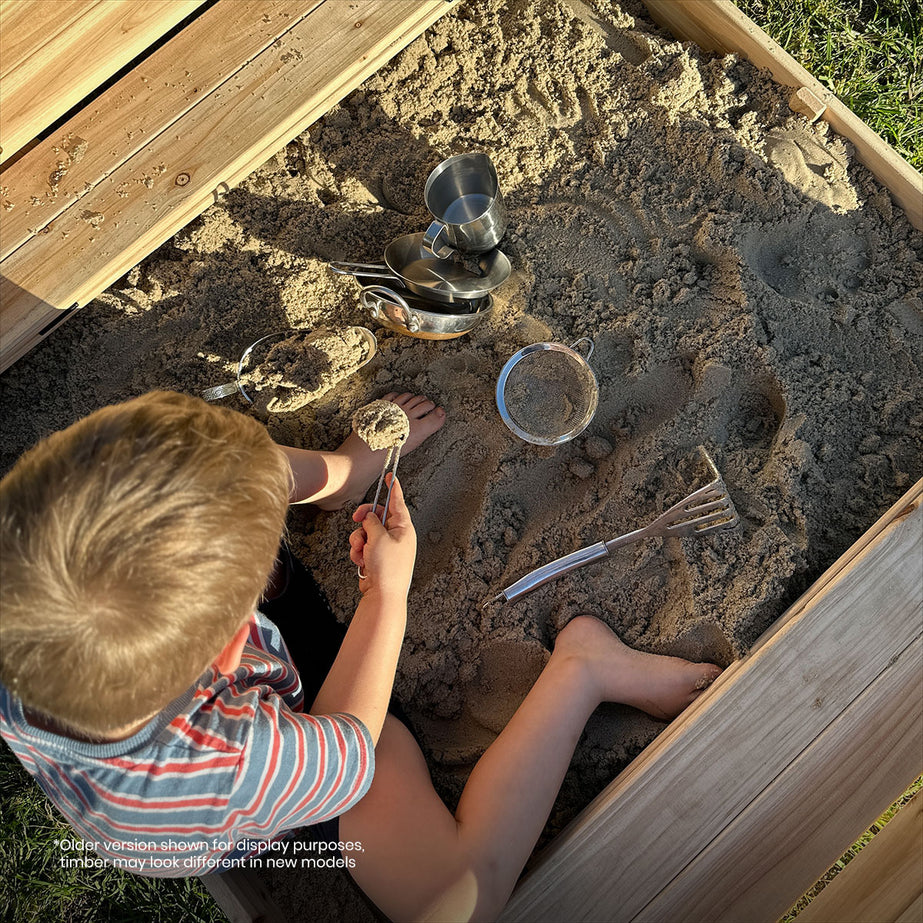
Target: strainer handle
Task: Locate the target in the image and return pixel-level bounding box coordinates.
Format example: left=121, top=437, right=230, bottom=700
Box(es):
left=569, top=337, right=594, bottom=360
left=201, top=381, right=239, bottom=402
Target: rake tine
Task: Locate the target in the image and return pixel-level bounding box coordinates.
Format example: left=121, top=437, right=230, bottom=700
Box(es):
left=679, top=495, right=733, bottom=517
left=694, top=509, right=740, bottom=532
left=665, top=509, right=732, bottom=532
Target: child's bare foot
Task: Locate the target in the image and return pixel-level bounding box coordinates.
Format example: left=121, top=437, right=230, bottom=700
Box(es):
left=553, top=615, right=723, bottom=721
left=313, top=393, right=445, bottom=511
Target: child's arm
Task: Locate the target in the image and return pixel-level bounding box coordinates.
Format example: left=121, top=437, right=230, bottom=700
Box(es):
left=307, top=475, right=415, bottom=744
left=277, top=444, right=339, bottom=504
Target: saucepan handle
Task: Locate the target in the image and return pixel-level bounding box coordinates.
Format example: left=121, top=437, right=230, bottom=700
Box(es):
left=328, top=261, right=397, bottom=282
left=360, top=286, right=420, bottom=334
left=422, top=221, right=456, bottom=259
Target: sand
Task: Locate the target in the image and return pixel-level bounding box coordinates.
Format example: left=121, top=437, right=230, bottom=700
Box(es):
left=352, top=399, right=411, bottom=450
left=243, top=326, right=373, bottom=413
left=2, top=0, right=921, bottom=915
left=502, top=346, right=592, bottom=439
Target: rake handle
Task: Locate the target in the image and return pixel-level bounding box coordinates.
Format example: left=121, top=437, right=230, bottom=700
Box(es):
left=494, top=542, right=609, bottom=604
left=492, top=473, right=735, bottom=604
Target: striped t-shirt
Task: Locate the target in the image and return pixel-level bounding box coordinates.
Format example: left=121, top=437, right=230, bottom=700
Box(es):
left=0, top=612, right=374, bottom=877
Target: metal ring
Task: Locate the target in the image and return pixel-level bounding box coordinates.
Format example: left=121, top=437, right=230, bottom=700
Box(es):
left=357, top=565, right=367, bottom=580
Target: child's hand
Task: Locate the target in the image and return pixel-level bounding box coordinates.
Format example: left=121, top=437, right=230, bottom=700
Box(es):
left=349, top=475, right=417, bottom=598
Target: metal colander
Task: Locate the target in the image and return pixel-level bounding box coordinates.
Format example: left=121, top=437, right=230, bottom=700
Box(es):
left=496, top=338, right=598, bottom=445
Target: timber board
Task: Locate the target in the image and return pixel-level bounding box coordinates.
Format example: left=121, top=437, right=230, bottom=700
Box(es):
left=0, top=0, right=459, bottom=373
left=0, top=0, right=206, bottom=164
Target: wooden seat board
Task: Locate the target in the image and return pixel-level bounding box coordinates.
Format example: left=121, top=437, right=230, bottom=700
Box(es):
left=1, top=0, right=95, bottom=79
left=0, top=0, right=458, bottom=372
left=635, top=636, right=922, bottom=922
left=796, top=789, right=923, bottom=923
left=1, top=0, right=323, bottom=262
left=500, top=482, right=923, bottom=922
left=0, top=0, right=206, bottom=164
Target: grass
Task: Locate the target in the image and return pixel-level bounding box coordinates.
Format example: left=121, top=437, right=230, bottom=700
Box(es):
left=735, top=0, right=923, bottom=170
left=778, top=775, right=923, bottom=922
left=0, top=745, right=223, bottom=923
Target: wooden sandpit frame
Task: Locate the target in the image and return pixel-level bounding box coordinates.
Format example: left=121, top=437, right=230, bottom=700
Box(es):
left=2, top=2, right=921, bottom=921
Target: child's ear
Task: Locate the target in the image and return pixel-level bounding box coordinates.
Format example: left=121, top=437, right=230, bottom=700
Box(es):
left=213, top=620, right=252, bottom=675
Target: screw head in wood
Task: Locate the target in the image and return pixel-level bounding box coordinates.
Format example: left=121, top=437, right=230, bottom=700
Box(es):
left=175, top=173, right=191, bottom=186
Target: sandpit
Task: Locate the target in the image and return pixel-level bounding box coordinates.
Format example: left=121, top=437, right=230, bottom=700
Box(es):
left=1, top=0, right=920, bottom=907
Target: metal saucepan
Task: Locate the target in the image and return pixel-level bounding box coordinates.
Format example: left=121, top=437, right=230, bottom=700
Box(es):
left=360, top=285, right=493, bottom=339
left=329, top=232, right=511, bottom=306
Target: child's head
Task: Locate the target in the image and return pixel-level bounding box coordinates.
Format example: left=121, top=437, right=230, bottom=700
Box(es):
left=0, top=391, right=291, bottom=736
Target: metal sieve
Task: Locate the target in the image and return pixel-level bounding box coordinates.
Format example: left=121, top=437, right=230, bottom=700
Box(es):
left=496, top=338, right=598, bottom=445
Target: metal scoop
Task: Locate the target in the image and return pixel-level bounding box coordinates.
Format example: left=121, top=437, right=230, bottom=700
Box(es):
left=371, top=436, right=405, bottom=527
left=356, top=436, right=405, bottom=581
left=489, top=450, right=739, bottom=605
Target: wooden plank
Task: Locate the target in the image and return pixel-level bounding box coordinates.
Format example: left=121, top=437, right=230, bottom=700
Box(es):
left=499, top=481, right=923, bottom=922
left=1, top=0, right=322, bottom=262
left=0, top=0, right=206, bottom=164
left=0, top=0, right=460, bottom=372
left=796, top=790, right=923, bottom=923
left=199, top=868, right=288, bottom=923
left=642, top=0, right=923, bottom=230
left=0, top=0, right=90, bottom=78
left=635, top=637, right=922, bottom=922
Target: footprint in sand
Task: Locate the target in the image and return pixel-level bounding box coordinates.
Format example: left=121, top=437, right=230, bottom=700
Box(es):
left=694, top=361, right=787, bottom=471
left=521, top=196, right=647, bottom=303
left=741, top=210, right=871, bottom=307
left=413, top=637, right=550, bottom=766
left=465, top=637, right=550, bottom=735
left=763, top=129, right=856, bottom=211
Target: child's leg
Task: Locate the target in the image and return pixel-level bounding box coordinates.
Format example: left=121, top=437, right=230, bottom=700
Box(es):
left=340, top=616, right=721, bottom=922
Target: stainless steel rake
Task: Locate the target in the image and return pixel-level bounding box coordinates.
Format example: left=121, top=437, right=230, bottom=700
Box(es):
left=490, top=450, right=740, bottom=605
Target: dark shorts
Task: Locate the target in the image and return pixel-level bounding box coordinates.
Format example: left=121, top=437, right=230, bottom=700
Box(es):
left=258, top=543, right=347, bottom=845
left=257, top=544, right=415, bottom=847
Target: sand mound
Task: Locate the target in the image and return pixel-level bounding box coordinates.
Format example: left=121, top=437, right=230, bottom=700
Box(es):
left=352, top=399, right=410, bottom=450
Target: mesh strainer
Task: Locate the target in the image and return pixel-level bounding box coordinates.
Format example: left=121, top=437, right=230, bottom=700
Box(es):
left=496, top=338, right=598, bottom=445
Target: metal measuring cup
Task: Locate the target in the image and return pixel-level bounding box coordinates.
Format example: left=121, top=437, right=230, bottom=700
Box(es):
left=422, top=152, right=508, bottom=259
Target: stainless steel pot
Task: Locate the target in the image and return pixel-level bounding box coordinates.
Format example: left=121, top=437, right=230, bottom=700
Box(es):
left=360, top=285, right=493, bottom=339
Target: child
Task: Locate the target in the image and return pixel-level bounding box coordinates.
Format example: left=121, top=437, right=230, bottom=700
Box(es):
left=0, top=390, right=721, bottom=921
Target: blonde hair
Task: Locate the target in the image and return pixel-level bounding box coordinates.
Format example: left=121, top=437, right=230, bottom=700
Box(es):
left=0, top=391, right=292, bottom=735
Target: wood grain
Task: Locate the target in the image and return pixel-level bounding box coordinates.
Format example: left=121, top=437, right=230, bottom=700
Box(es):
left=0, top=0, right=205, bottom=164
left=797, top=790, right=923, bottom=923
left=636, top=637, right=922, bottom=922
left=1, top=0, right=322, bottom=262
